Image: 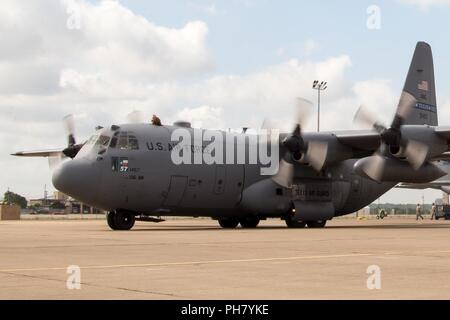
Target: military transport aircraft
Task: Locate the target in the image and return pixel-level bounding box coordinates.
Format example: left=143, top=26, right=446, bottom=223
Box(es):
left=13, top=42, right=450, bottom=231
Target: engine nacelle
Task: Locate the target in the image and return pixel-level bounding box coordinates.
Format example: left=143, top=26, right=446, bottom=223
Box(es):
left=441, top=186, right=450, bottom=194
left=391, top=126, right=448, bottom=159
left=293, top=133, right=353, bottom=167
left=354, top=156, right=446, bottom=183
left=240, top=179, right=291, bottom=215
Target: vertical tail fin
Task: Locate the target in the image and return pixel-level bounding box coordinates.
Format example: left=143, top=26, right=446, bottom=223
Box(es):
left=402, top=41, right=438, bottom=126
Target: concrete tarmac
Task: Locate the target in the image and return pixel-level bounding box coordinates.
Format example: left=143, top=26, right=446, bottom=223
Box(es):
left=1, top=217, right=450, bottom=299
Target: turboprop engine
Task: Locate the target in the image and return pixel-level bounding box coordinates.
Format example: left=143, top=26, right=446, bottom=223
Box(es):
left=354, top=156, right=446, bottom=183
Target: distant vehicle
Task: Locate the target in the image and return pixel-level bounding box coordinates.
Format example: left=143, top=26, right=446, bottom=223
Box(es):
left=36, top=207, right=50, bottom=214
left=376, top=209, right=388, bottom=219
left=435, top=204, right=450, bottom=220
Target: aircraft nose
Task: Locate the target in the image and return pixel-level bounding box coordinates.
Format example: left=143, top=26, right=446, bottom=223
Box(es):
left=52, top=159, right=101, bottom=204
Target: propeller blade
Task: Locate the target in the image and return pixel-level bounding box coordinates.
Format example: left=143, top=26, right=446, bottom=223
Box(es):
left=396, top=91, right=417, bottom=120
left=272, top=159, right=294, bottom=188
left=260, top=118, right=278, bottom=138
left=353, top=105, right=386, bottom=133
left=295, top=97, right=313, bottom=130
left=362, top=154, right=386, bottom=182
left=63, top=114, right=76, bottom=146
left=305, top=141, right=328, bottom=171
left=403, top=139, right=429, bottom=170
left=63, top=114, right=75, bottom=135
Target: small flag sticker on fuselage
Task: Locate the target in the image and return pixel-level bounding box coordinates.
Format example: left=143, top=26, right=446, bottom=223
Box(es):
left=418, top=80, right=429, bottom=92
left=120, top=159, right=129, bottom=172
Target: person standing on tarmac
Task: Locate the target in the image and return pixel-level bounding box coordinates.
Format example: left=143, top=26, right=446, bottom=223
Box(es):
left=416, top=204, right=424, bottom=221
left=430, top=203, right=437, bottom=220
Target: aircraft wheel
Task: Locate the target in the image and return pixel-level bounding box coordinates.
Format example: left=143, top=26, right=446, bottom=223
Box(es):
left=113, top=210, right=136, bottom=230
left=240, top=217, right=260, bottom=228
left=306, top=220, right=327, bottom=228
left=218, top=218, right=239, bottom=229
left=106, top=211, right=118, bottom=230
left=285, top=216, right=306, bottom=228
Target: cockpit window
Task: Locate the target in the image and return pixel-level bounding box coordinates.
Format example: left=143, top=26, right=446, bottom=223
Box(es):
left=86, top=134, right=99, bottom=145
left=129, top=135, right=139, bottom=150
left=75, top=133, right=111, bottom=159
left=109, top=131, right=139, bottom=150
left=96, top=135, right=111, bottom=147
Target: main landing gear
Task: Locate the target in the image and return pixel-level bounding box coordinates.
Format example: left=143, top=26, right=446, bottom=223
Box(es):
left=285, top=215, right=327, bottom=228
left=218, top=217, right=261, bottom=229
left=107, top=210, right=136, bottom=230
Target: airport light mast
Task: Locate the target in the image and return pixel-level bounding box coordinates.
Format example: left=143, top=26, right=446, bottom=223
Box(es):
left=313, top=80, right=327, bottom=132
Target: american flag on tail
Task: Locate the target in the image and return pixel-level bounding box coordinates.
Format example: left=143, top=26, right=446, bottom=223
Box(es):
left=418, top=80, right=429, bottom=92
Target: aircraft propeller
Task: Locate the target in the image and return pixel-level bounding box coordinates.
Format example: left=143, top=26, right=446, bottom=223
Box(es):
left=353, top=91, right=429, bottom=181
left=62, top=114, right=83, bottom=159
left=272, top=98, right=328, bottom=188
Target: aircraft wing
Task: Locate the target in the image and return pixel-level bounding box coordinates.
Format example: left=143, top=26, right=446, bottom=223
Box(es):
left=431, top=152, right=450, bottom=161
left=335, top=130, right=381, bottom=151
left=397, top=182, right=450, bottom=193
left=12, top=149, right=64, bottom=157
left=335, top=129, right=450, bottom=158
left=397, top=182, right=449, bottom=189
left=434, top=126, right=450, bottom=140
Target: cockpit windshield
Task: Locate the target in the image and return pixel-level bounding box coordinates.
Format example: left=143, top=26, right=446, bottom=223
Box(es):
left=76, top=133, right=111, bottom=159
left=75, top=130, right=139, bottom=159
left=96, top=135, right=111, bottom=147
left=109, top=131, right=139, bottom=150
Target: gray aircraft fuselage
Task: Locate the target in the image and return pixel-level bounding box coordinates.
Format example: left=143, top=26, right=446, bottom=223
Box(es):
left=52, top=123, right=394, bottom=220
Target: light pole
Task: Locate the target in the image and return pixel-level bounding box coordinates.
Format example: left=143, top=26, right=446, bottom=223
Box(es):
left=312, top=80, right=327, bottom=132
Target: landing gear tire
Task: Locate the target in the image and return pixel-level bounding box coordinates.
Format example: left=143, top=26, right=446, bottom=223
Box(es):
left=240, top=217, right=260, bottom=228
left=106, top=211, right=118, bottom=230
left=285, top=216, right=306, bottom=228
left=306, top=220, right=327, bottom=228
left=113, top=211, right=136, bottom=230
left=218, top=218, right=239, bottom=229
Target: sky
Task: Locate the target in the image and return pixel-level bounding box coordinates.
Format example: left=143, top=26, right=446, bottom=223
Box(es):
left=1, top=0, right=450, bottom=203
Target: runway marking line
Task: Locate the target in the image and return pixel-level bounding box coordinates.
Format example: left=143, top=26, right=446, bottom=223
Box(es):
left=2, top=249, right=450, bottom=273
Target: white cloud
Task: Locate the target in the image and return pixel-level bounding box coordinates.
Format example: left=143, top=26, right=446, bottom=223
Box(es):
left=189, top=2, right=225, bottom=16
left=301, top=40, right=320, bottom=56
left=398, top=0, right=450, bottom=10
left=0, top=0, right=213, bottom=95
left=175, top=105, right=225, bottom=129
left=275, top=40, right=320, bottom=58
